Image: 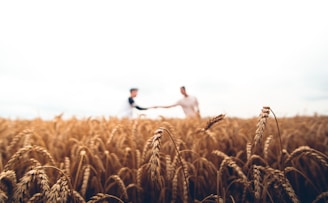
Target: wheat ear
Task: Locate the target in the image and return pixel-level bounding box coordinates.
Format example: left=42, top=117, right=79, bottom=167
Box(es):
left=136, top=164, right=147, bottom=189
left=27, top=193, right=43, bottom=203
left=87, top=193, right=124, bottom=203
left=48, top=175, right=69, bottom=202
left=204, top=114, right=225, bottom=131
left=312, top=191, right=328, bottom=203
left=285, top=145, right=328, bottom=167
left=181, top=159, right=189, bottom=203
left=257, top=165, right=299, bottom=203
left=64, top=157, right=70, bottom=175
left=0, top=170, right=17, bottom=202
left=171, top=165, right=180, bottom=203
left=14, top=167, right=50, bottom=202
left=216, top=154, right=247, bottom=199
left=253, top=165, right=262, bottom=200
left=80, top=165, right=90, bottom=198
left=7, top=129, right=33, bottom=153
left=141, top=136, right=153, bottom=163
left=246, top=142, right=252, bottom=160
left=41, top=165, right=74, bottom=202
left=4, top=145, right=55, bottom=171
left=149, top=129, right=162, bottom=188
left=108, top=175, right=128, bottom=201
left=73, top=190, right=86, bottom=203
left=263, top=135, right=273, bottom=160
left=253, top=106, right=270, bottom=147
left=159, top=127, right=189, bottom=193
left=165, top=154, right=174, bottom=180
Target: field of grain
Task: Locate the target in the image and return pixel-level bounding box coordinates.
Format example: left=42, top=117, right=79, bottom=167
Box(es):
left=0, top=107, right=327, bottom=203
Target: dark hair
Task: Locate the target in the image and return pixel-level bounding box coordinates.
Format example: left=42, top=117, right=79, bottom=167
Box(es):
left=180, top=86, right=186, bottom=90
left=130, top=88, right=138, bottom=93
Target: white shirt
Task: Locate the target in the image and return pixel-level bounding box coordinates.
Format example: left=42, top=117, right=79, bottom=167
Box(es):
left=176, top=95, right=199, bottom=118
left=117, top=97, right=147, bottom=118
left=117, top=98, right=133, bottom=118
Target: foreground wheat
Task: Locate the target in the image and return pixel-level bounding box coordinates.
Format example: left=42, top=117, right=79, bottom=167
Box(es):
left=0, top=112, right=326, bottom=202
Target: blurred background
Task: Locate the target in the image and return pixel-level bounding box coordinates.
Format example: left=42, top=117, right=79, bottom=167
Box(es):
left=1, top=1, right=327, bottom=119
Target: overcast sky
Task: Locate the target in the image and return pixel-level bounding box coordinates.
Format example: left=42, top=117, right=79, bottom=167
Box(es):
left=1, top=1, right=327, bottom=120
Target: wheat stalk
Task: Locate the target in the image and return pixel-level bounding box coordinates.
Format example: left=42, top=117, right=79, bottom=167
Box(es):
left=80, top=165, right=90, bottom=198
left=87, top=193, right=124, bottom=203
left=4, top=145, right=55, bottom=171
left=171, top=165, right=180, bottom=203
left=181, top=160, right=189, bottom=203
left=72, top=190, right=86, bottom=203
left=203, top=114, right=225, bottom=131
left=73, top=149, right=86, bottom=189
left=254, top=106, right=270, bottom=147
left=312, top=191, right=328, bottom=203
left=107, top=175, right=128, bottom=201
left=216, top=154, right=247, bottom=200
left=0, top=109, right=326, bottom=203
left=285, top=145, right=328, bottom=167
left=7, top=129, right=34, bottom=153
left=136, top=164, right=147, bottom=189
left=158, top=127, right=189, bottom=194
left=149, top=129, right=162, bottom=188
left=41, top=165, right=74, bottom=202
left=14, top=167, right=50, bottom=202
left=245, top=154, right=268, bottom=170
left=125, top=183, right=143, bottom=203
left=257, top=165, right=299, bottom=203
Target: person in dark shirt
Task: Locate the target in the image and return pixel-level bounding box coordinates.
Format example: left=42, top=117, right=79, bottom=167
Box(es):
left=118, top=88, right=155, bottom=118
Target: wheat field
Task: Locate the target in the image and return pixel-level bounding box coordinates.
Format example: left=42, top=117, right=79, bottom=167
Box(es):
left=0, top=107, right=327, bottom=203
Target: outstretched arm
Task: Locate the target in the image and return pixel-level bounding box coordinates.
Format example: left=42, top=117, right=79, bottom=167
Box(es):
left=134, top=105, right=148, bottom=110
left=129, top=97, right=149, bottom=111
left=156, top=104, right=178, bottom=108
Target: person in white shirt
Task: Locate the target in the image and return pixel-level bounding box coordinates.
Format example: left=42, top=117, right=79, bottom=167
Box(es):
left=157, top=86, right=201, bottom=118
left=118, top=88, right=155, bottom=118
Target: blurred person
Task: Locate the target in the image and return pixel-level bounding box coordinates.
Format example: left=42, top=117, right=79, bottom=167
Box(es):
left=157, top=86, right=200, bottom=118
left=118, top=88, right=155, bottom=118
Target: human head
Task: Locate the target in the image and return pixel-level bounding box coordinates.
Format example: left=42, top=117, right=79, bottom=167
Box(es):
left=130, top=88, right=138, bottom=97
left=180, top=86, right=187, bottom=96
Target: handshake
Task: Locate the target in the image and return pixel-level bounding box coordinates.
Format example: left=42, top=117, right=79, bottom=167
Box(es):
left=147, top=106, right=163, bottom=109
left=147, top=105, right=174, bottom=110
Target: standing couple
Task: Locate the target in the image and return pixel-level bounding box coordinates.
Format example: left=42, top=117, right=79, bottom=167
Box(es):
left=118, top=86, right=200, bottom=119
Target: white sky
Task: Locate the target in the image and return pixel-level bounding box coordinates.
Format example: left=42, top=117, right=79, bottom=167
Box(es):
left=1, top=1, right=327, bottom=119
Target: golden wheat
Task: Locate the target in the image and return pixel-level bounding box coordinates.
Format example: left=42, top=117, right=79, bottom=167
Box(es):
left=4, top=145, right=55, bottom=171
left=0, top=113, right=326, bottom=202
left=13, top=167, right=50, bottom=202
left=263, top=134, right=273, bottom=160
left=312, top=191, right=328, bottom=203
left=253, top=106, right=270, bottom=147
left=256, top=165, right=299, bottom=203
left=149, top=128, right=163, bottom=188
left=285, top=145, right=328, bottom=168
left=87, top=192, right=124, bottom=203
left=0, top=170, right=17, bottom=202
